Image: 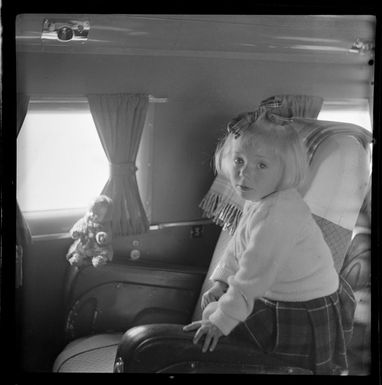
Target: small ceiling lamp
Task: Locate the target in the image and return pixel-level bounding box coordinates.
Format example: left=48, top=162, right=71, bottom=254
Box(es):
left=42, top=18, right=90, bottom=42
left=349, top=38, right=374, bottom=56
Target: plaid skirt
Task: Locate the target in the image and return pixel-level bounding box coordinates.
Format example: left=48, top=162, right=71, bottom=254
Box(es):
left=230, top=276, right=356, bottom=374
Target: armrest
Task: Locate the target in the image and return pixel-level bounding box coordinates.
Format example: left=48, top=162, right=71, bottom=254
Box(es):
left=113, top=324, right=313, bottom=374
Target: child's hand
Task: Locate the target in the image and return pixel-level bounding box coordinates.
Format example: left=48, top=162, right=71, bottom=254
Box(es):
left=201, top=281, right=228, bottom=310
left=183, top=319, right=224, bottom=352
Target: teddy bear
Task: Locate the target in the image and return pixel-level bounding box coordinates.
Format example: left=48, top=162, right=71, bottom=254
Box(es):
left=66, top=195, right=114, bottom=268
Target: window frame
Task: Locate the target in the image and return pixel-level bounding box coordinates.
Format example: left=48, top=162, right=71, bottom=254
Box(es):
left=17, top=96, right=156, bottom=240
left=317, top=98, right=373, bottom=132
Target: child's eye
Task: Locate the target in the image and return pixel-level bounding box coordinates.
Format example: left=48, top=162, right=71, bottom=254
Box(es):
left=257, top=162, right=267, bottom=169
left=234, top=157, right=244, bottom=165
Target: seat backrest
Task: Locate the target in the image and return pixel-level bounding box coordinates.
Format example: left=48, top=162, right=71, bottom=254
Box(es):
left=301, top=134, right=371, bottom=271
left=192, top=133, right=371, bottom=321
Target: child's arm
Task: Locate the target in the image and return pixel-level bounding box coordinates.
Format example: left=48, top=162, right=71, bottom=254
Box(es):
left=209, top=239, right=237, bottom=284
left=201, top=280, right=228, bottom=310
left=203, top=241, right=236, bottom=309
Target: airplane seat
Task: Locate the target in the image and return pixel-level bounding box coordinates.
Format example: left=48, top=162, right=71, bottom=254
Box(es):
left=192, top=133, right=371, bottom=320
left=53, top=128, right=372, bottom=373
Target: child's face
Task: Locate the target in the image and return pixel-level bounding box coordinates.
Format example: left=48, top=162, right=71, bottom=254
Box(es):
left=228, top=136, right=284, bottom=202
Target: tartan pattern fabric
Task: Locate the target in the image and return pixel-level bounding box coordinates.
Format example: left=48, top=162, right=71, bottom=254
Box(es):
left=259, top=95, right=324, bottom=119
left=259, top=96, right=284, bottom=109
left=227, top=97, right=286, bottom=139
left=230, top=277, right=356, bottom=374
left=312, top=215, right=352, bottom=273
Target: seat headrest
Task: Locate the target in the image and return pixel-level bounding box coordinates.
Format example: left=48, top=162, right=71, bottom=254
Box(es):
left=301, top=134, right=371, bottom=231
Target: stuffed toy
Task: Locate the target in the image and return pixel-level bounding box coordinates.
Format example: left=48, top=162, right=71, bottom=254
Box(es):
left=66, top=195, right=114, bottom=268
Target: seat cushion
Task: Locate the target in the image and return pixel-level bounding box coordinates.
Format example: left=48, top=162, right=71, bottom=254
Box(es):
left=53, top=333, right=123, bottom=372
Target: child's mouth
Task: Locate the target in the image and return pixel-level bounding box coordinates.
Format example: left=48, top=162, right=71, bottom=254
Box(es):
left=236, top=184, right=252, bottom=192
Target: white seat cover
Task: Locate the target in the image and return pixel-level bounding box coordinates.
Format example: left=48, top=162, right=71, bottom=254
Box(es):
left=53, top=333, right=123, bottom=373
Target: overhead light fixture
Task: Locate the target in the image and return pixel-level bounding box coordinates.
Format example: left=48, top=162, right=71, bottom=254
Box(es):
left=349, top=38, right=374, bottom=56
left=42, top=18, right=90, bottom=42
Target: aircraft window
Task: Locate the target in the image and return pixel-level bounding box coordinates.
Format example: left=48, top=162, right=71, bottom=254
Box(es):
left=17, top=108, right=108, bottom=212
left=17, top=100, right=154, bottom=235
left=318, top=98, right=372, bottom=132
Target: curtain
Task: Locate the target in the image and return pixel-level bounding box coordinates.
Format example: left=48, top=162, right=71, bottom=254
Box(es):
left=87, top=93, right=150, bottom=236
left=16, top=93, right=32, bottom=288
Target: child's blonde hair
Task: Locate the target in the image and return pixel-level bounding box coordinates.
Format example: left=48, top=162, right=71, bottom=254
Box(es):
left=214, top=111, right=308, bottom=191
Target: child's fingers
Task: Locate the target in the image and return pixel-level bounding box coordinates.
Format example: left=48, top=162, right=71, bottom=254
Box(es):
left=201, top=295, right=209, bottom=310
left=193, top=325, right=207, bottom=345
left=183, top=321, right=201, bottom=332
left=209, top=335, right=220, bottom=352
left=201, top=292, right=212, bottom=309
left=202, top=332, right=213, bottom=353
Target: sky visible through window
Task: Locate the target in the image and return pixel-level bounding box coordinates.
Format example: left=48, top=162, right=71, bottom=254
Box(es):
left=318, top=100, right=372, bottom=132
left=17, top=110, right=109, bottom=212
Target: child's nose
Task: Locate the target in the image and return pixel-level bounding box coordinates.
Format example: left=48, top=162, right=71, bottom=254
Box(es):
left=238, top=165, right=248, bottom=177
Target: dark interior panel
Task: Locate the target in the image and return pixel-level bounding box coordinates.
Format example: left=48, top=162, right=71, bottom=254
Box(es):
left=19, top=224, right=220, bottom=371
left=65, top=265, right=206, bottom=341
left=113, top=223, right=221, bottom=267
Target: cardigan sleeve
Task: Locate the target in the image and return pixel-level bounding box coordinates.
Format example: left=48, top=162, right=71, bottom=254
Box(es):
left=209, top=201, right=256, bottom=283
left=209, top=238, right=237, bottom=283
left=209, top=201, right=302, bottom=335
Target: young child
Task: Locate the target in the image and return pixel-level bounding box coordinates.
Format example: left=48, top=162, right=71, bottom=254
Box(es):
left=183, top=111, right=355, bottom=374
